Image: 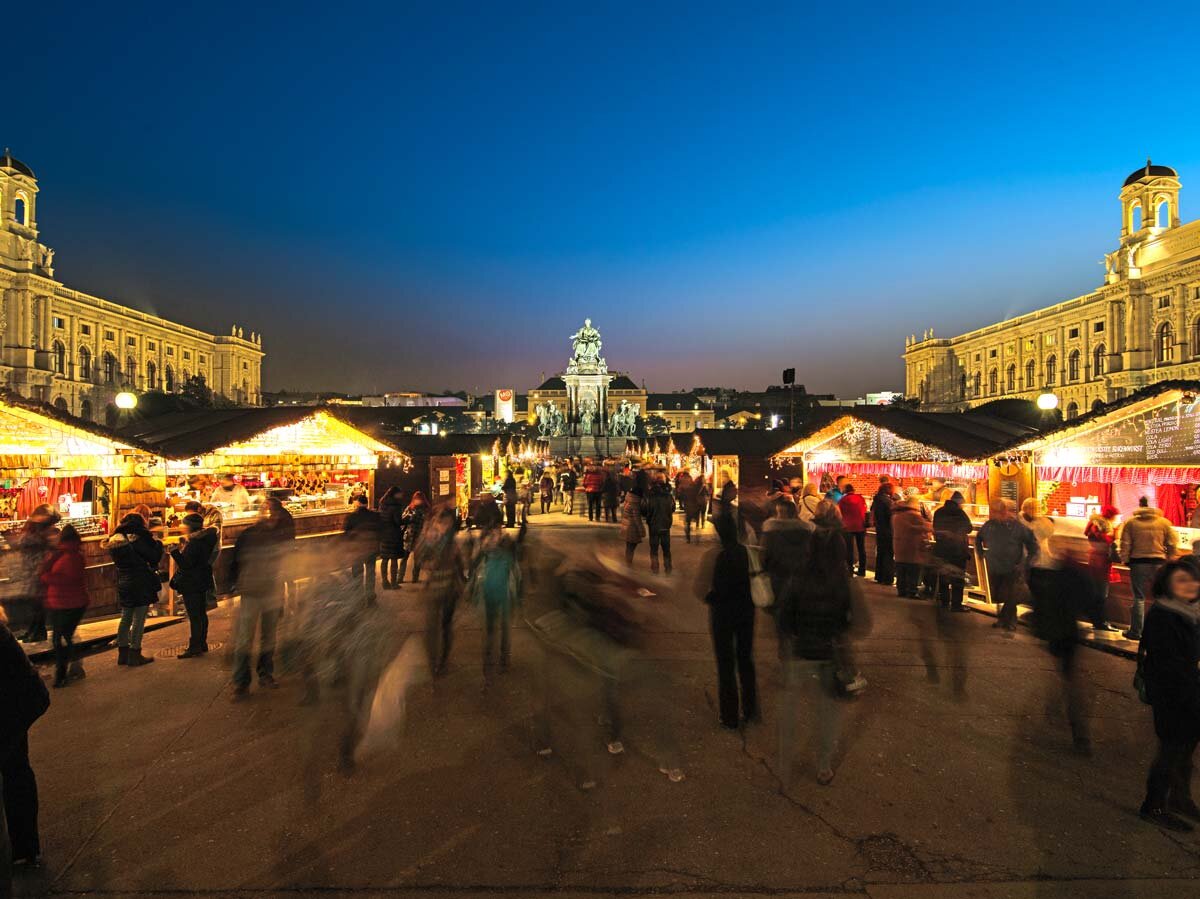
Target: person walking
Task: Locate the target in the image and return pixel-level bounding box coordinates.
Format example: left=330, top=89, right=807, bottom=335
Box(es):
left=40, top=524, right=90, bottom=687
left=10, top=506, right=60, bottom=643
left=559, top=466, right=578, bottom=515
left=872, top=477, right=896, bottom=586
left=415, top=507, right=466, bottom=676
left=1120, top=498, right=1179, bottom=641
left=502, top=472, right=518, bottom=529
left=377, top=486, right=406, bottom=590
left=683, top=474, right=706, bottom=543
left=892, top=497, right=932, bottom=598
left=583, top=465, right=605, bottom=522
left=977, top=500, right=1038, bottom=631
left=229, top=503, right=289, bottom=698
left=539, top=471, right=555, bottom=515
left=621, top=487, right=646, bottom=565
left=837, top=484, right=868, bottom=577
left=932, top=492, right=973, bottom=612
left=713, top=470, right=738, bottom=530
left=467, top=517, right=522, bottom=680
left=169, top=513, right=218, bottom=658
left=696, top=515, right=759, bottom=729
left=1137, top=561, right=1200, bottom=832
left=1031, top=545, right=1094, bottom=754
left=1, top=605, right=49, bottom=870
left=1084, top=505, right=1121, bottom=632
left=103, top=512, right=163, bottom=667
left=772, top=519, right=860, bottom=786
left=602, top=470, right=620, bottom=523
left=342, top=494, right=381, bottom=602
left=642, top=477, right=675, bottom=574
left=399, top=492, right=429, bottom=583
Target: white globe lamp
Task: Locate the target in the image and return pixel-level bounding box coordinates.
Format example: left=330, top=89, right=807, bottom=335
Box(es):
left=1036, top=393, right=1058, bottom=411
left=115, top=391, right=138, bottom=410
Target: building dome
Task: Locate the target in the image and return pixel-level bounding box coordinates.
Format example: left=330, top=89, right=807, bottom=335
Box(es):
left=1124, top=160, right=1177, bottom=187
left=0, top=151, right=34, bottom=178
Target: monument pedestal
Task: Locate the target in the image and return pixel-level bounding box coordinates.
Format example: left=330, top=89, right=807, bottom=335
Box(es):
left=545, top=435, right=623, bottom=459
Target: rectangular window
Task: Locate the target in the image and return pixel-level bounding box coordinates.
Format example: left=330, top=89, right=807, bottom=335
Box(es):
left=147, top=341, right=156, bottom=351
left=1158, top=295, right=1171, bottom=309
left=242, top=361, right=249, bottom=370
left=127, top=336, right=136, bottom=347
left=1094, top=321, right=1105, bottom=332
left=1068, top=327, right=1079, bottom=339
left=52, top=316, right=64, bottom=329
left=1024, top=339, right=1034, bottom=351
left=989, top=348, right=997, bottom=358
left=166, top=346, right=174, bottom=356
left=183, top=350, right=191, bottom=360
left=80, top=324, right=91, bottom=336
left=1193, top=286, right=1200, bottom=300
left=104, top=330, right=114, bottom=341
left=1045, top=334, right=1056, bottom=346
left=974, top=353, right=981, bottom=362
left=198, top=354, right=206, bottom=364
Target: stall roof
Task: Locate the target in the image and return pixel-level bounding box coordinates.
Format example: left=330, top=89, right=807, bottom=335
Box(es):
left=365, top=432, right=519, bottom=457
left=692, top=429, right=805, bottom=458
left=117, top=407, right=398, bottom=459
left=0, top=389, right=152, bottom=454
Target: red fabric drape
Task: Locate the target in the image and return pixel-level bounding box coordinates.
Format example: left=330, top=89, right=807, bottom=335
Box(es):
left=1036, top=465, right=1200, bottom=485
left=17, top=477, right=88, bottom=520
left=1158, top=484, right=1187, bottom=527
left=805, top=461, right=987, bottom=480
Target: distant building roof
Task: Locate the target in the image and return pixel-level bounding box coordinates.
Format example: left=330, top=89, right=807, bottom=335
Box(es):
left=609, top=375, right=641, bottom=391
left=536, top=376, right=566, bottom=391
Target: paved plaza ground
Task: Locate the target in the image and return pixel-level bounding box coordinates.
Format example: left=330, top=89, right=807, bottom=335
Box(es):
left=12, top=514, right=1200, bottom=898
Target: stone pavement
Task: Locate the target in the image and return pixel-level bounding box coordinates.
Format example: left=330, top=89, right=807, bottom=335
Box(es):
left=11, top=516, right=1200, bottom=898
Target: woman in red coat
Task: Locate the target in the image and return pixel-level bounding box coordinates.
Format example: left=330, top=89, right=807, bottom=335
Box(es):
left=40, top=524, right=90, bottom=687
left=1084, top=505, right=1120, bottom=632
left=837, top=485, right=869, bottom=578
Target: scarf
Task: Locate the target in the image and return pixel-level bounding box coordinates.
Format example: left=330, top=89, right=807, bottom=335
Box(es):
left=1156, top=596, right=1200, bottom=627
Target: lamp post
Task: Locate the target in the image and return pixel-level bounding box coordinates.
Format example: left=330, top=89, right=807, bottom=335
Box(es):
left=1036, top=392, right=1059, bottom=411
left=114, top=391, right=138, bottom=430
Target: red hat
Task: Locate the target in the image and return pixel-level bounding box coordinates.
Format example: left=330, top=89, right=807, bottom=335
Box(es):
left=1101, top=504, right=1119, bottom=519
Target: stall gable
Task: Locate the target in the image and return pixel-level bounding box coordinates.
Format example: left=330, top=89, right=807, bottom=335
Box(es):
left=0, top=404, right=132, bottom=476
left=806, top=419, right=960, bottom=465
left=172, top=412, right=393, bottom=464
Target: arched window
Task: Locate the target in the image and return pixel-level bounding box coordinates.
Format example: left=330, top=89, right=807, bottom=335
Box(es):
left=1025, top=359, right=1035, bottom=389
left=1092, top=398, right=1105, bottom=413
left=1131, top=202, right=1143, bottom=232
left=1068, top=349, right=1080, bottom=381
left=13, top=195, right=26, bottom=226
left=181, top=368, right=191, bottom=386
left=125, top=356, right=137, bottom=386
left=52, top=340, right=65, bottom=375
left=1093, top=343, right=1106, bottom=376
left=103, top=352, right=117, bottom=385
left=53, top=396, right=68, bottom=413
left=1157, top=322, right=1175, bottom=364
left=78, top=346, right=92, bottom=381
left=1066, top=401, right=1079, bottom=420
left=79, top=398, right=92, bottom=422
left=146, top=361, right=157, bottom=390
left=959, top=372, right=967, bottom=398
left=1156, top=197, right=1170, bottom=228
left=988, top=368, right=998, bottom=395
left=1192, top=318, right=1200, bottom=359
left=165, top=366, right=175, bottom=392
left=973, top=371, right=981, bottom=397
left=1006, top=364, right=1016, bottom=393
left=1045, top=355, right=1057, bottom=385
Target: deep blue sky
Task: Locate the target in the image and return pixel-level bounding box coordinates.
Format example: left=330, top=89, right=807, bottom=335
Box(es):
left=14, top=1, right=1200, bottom=396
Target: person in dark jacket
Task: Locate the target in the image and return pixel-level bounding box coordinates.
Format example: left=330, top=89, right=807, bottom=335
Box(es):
left=170, top=514, right=218, bottom=658
left=415, top=507, right=466, bottom=676
left=976, top=500, right=1038, bottom=631
left=641, top=477, right=676, bottom=574
left=377, top=487, right=406, bottom=589
left=559, top=467, right=578, bottom=514
left=713, top=470, right=738, bottom=531
left=399, top=492, right=428, bottom=583
left=1, top=605, right=49, bottom=870
left=40, top=524, right=90, bottom=686
left=9, top=506, right=60, bottom=643
left=602, top=470, right=620, bottom=523
left=1138, top=561, right=1200, bottom=831
left=539, top=472, right=555, bottom=515
left=343, top=494, right=382, bottom=602
left=103, top=513, right=163, bottom=667
left=696, top=514, right=758, bottom=729
left=229, top=503, right=290, bottom=697
left=502, top=472, right=518, bottom=528
left=872, top=477, right=896, bottom=586
left=1031, top=547, right=1094, bottom=754
left=932, top=492, right=973, bottom=612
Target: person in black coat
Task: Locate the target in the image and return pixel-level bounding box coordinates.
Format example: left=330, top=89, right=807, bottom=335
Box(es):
left=1, top=606, right=49, bottom=870
left=103, top=513, right=164, bottom=667
left=502, top=473, right=518, bottom=529
left=343, top=495, right=382, bottom=602
left=170, top=514, right=218, bottom=658
left=932, top=492, right=973, bottom=612
left=377, top=487, right=406, bottom=589
left=229, top=502, right=291, bottom=697
left=1139, top=561, right=1200, bottom=832
left=641, top=478, right=676, bottom=574
left=872, top=478, right=896, bottom=587
left=697, top=515, right=759, bottom=729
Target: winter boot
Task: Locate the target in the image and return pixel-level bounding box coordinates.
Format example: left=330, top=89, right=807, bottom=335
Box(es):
left=69, top=660, right=87, bottom=680
left=117, top=646, right=129, bottom=666
left=126, top=649, right=156, bottom=667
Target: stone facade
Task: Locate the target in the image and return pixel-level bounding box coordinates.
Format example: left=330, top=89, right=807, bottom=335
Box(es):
left=0, top=154, right=264, bottom=423
left=904, top=161, right=1200, bottom=418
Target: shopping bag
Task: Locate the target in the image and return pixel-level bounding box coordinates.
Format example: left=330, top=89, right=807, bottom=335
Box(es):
left=745, top=544, right=774, bottom=609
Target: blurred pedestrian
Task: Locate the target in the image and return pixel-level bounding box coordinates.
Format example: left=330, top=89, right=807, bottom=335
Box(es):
left=977, top=500, right=1037, bottom=631
left=342, top=494, right=381, bottom=603
left=1, top=604, right=49, bottom=870
left=229, top=503, right=288, bottom=697
left=169, top=513, right=218, bottom=658
left=399, top=492, right=428, bottom=583
left=468, top=517, right=522, bottom=680
left=559, top=466, right=578, bottom=514
left=685, top=473, right=709, bottom=542
left=377, top=486, right=406, bottom=590
left=1138, top=561, right=1200, bottom=832
left=872, top=476, right=896, bottom=586
left=602, top=470, right=620, bottom=523
left=583, top=465, right=605, bottom=522
left=40, top=524, right=90, bottom=687
left=714, top=469, right=738, bottom=528
left=9, top=506, right=60, bottom=643
left=1031, top=545, right=1093, bottom=754
left=502, top=472, right=518, bottom=528
left=103, top=513, right=163, bottom=667
left=415, top=507, right=467, bottom=676
left=837, top=484, right=868, bottom=577
left=539, top=471, right=555, bottom=515
left=1084, top=504, right=1121, bottom=632
left=1120, top=497, right=1179, bottom=641
left=620, top=487, right=646, bottom=565
left=696, top=515, right=759, bottom=729
left=642, top=476, right=675, bottom=575
left=932, top=491, right=973, bottom=612
left=892, top=496, right=932, bottom=598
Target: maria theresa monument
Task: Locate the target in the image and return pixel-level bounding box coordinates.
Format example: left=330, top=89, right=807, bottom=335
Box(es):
left=534, top=318, right=640, bottom=454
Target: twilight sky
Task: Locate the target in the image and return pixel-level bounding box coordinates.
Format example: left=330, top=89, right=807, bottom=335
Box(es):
left=15, top=1, right=1200, bottom=397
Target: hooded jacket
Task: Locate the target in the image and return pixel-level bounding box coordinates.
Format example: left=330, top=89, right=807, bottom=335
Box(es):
left=104, top=521, right=164, bottom=608
left=170, top=527, right=219, bottom=596
left=932, top=501, right=973, bottom=567
left=1120, top=507, right=1179, bottom=562
left=41, top=542, right=90, bottom=610
left=872, top=487, right=895, bottom=535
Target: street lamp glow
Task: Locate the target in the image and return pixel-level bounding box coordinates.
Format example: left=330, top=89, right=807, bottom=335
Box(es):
left=1036, top=393, right=1059, bottom=411
left=115, top=391, right=138, bottom=410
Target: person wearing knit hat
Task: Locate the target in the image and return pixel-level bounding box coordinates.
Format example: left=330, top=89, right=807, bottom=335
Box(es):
left=170, top=513, right=219, bottom=658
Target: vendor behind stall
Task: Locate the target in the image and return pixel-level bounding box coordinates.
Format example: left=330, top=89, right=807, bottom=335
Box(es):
left=209, top=474, right=252, bottom=512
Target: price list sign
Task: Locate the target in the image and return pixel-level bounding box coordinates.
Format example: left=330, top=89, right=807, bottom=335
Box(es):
left=1145, top=402, right=1200, bottom=464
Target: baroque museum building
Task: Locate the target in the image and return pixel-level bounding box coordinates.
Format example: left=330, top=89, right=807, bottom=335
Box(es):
left=904, top=161, right=1200, bottom=418
left=0, top=153, right=264, bottom=423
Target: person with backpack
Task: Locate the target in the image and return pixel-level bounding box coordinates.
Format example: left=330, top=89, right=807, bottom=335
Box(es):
left=169, top=513, right=219, bottom=658
left=1137, top=561, right=1200, bottom=832
left=1, top=604, right=49, bottom=871
left=40, top=524, right=90, bottom=687
left=103, top=512, right=164, bottom=667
